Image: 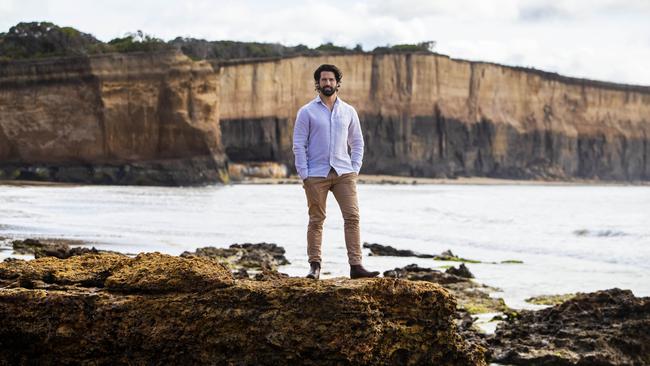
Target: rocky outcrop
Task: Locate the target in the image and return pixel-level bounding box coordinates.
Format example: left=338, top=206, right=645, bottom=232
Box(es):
left=489, top=288, right=650, bottom=365
left=0, top=50, right=227, bottom=185
left=446, top=263, right=474, bottom=279
left=363, top=243, right=481, bottom=263
left=228, top=161, right=289, bottom=180
left=384, top=264, right=468, bottom=284
left=363, top=242, right=435, bottom=258
left=11, top=238, right=120, bottom=259
left=0, top=252, right=487, bottom=365
left=384, top=264, right=508, bottom=315
left=180, top=242, right=290, bottom=270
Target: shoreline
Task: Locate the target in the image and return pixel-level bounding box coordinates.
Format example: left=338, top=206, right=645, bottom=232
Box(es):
left=2, top=175, right=649, bottom=187
left=236, top=174, right=650, bottom=186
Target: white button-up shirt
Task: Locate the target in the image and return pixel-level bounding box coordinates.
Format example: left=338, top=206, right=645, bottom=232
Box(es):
left=292, top=95, right=364, bottom=180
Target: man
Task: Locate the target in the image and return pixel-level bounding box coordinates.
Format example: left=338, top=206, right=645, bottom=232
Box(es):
left=292, top=64, right=379, bottom=280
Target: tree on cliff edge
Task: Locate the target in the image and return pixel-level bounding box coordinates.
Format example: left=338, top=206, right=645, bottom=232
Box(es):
left=0, top=21, right=101, bottom=60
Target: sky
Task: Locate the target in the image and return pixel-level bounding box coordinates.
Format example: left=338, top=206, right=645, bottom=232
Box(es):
left=1, top=0, right=650, bottom=86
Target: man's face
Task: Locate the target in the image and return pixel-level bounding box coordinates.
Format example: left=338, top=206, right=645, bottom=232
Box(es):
left=318, top=71, right=338, bottom=97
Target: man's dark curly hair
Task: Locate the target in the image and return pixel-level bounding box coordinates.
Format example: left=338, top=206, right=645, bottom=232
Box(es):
left=313, top=64, right=342, bottom=83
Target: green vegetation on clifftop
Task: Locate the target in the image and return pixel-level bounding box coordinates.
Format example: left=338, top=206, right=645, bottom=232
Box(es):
left=0, top=21, right=436, bottom=61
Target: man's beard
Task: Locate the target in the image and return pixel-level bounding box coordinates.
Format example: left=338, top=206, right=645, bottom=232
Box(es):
left=320, top=85, right=336, bottom=96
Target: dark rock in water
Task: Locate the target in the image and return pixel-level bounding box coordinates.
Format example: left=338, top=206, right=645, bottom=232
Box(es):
left=363, top=242, right=435, bottom=258
left=181, top=242, right=290, bottom=270
left=437, top=249, right=457, bottom=260
left=384, top=263, right=468, bottom=284
left=11, top=238, right=117, bottom=259
left=384, top=264, right=509, bottom=315
left=435, top=250, right=481, bottom=263
left=489, top=288, right=650, bottom=365
left=446, top=263, right=475, bottom=279
left=0, top=252, right=487, bottom=365
left=363, top=244, right=481, bottom=263
left=233, top=268, right=250, bottom=279
left=10, top=238, right=39, bottom=254
left=230, top=242, right=290, bottom=265
left=455, top=310, right=489, bottom=357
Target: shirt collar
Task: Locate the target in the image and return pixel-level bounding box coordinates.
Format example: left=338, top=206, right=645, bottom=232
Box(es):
left=315, top=94, right=341, bottom=107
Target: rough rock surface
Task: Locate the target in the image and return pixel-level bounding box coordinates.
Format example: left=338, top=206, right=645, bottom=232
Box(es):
left=180, top=242, right=290, bottom=270
left=489, top=288, right=650, bottom=365
left=0, top=252, right=487, bottom=365
left=384, top=264, right=508, bottom=314
left=455, top=310, right=490, bottom=359
left=11, top=238, right=117, bottom=259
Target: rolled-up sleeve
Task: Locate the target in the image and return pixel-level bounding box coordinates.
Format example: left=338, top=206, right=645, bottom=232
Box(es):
left=292, top=108, right=309, bottom=180
left=348, top=108, right=364, bottom=173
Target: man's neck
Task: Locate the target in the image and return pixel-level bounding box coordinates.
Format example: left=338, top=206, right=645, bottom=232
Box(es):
left=319, top=93, right=337, bottom=111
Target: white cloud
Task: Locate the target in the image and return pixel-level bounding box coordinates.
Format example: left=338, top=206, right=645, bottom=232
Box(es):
left=0, top=0, right=14, bottom=13
left=0, top=0, right=649, bottom=85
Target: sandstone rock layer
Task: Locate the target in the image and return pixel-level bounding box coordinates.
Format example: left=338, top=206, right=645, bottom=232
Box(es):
left=2, top=51, right=649, bottom=184
left=219, top=54, right=650, bottom=181
left=0, top=51, right=227, bottom=185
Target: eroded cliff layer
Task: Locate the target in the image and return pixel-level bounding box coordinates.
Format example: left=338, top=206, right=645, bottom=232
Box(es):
left=218, top=54, right=650, bottom=181
left=0, top=253, right=487, bottom=365
left=0, top=51, right=227, bottom=185
left=1, top=51, right=648, bottom=184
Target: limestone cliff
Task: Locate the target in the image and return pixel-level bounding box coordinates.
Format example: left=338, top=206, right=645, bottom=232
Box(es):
left=1, top=50, right=649, bottom=184
left=218, top=53, right=650, bottom=181
left=0, top=51, right=227, bottom=185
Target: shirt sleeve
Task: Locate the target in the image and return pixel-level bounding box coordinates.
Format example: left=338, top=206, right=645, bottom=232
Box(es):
left=347, top=107, right=364, bottom=174
left=292, top=108, right=309, bottom=180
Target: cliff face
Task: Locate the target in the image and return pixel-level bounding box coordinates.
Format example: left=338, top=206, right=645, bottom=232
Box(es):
left=1, top=51, right=648, bottom=184
left=0, top=51, right=227, bottom=185
left=218, top=54, right=650, bottom=181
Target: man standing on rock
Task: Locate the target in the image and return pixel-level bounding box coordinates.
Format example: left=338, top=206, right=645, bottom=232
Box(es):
left=293, top=64, right=379, bottom=280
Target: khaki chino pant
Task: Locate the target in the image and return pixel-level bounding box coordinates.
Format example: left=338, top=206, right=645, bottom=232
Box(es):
left=302, top=167, right=362, bottom=265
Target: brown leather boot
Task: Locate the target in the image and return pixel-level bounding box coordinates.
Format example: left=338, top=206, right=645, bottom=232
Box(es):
left=350, top=264, right=379, bottom=279
left=306, top=262, right=320, bottom=280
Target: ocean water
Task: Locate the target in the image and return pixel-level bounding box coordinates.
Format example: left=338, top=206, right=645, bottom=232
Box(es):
left=1, top=182, right=648, bottom=310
